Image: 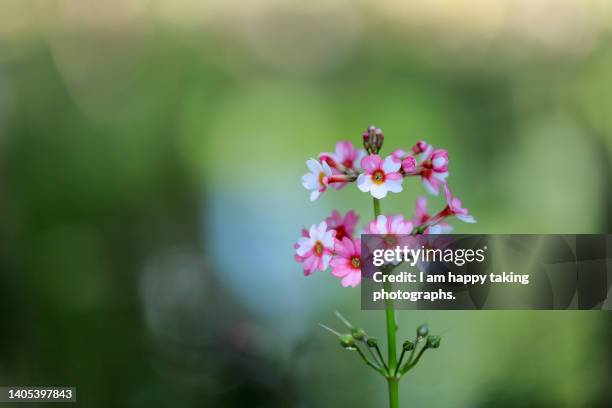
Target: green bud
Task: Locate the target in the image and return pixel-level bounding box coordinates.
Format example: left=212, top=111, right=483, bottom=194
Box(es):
left=351, top=327, right=366, bottom=341
left=426, top=335, right=441, bottom=349
left=403, top=340, right=415, bottom=351
left=339, top=334, right=356, bottom=349
left=366, top=337, right=378, bottom=347
left=417, top=324, right=429, bottom=338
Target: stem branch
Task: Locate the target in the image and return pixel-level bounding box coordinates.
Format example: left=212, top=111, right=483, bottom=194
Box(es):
left=355, top=345, right=385, bottom=375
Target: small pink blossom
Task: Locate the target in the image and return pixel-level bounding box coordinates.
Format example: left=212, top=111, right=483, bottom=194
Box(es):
left=325, top=210, right=359, bottom=241
left=319, top=141, right=366, bottom=190
left=301, top=159, right=333, bottom=201
left=412, top=197, right=453, bottom=234
left=391, top=149, right=417, bottom=173
left=430, top=149, right=448, bottom=172
left=366, top=214, right=413, bottom=235
left=402, top=156, right=416, bottom=173
left=412, top=140, right=433, bottom=162
left=443, top=184, right=476, bottom=223
left=320, top=140, right=366, bottom=173
left=365, top=214, right=414, bottom=251
left=295, top=221, right=336, bottom=275
left=357, top=155, right=403, bottom=199
left=330, top=237, right=362, bottom=287
left=419, top=149, right=449, bottom=195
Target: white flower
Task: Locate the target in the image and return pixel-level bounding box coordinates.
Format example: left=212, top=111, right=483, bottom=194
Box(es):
left=302, top=159, right=333, bottom=201
left=296, top=221, right=335, bottom=272
left=357, top=155, right=403, bottom=199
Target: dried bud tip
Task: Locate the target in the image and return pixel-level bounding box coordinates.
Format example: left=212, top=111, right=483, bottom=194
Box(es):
left=417, top=324, right=429, bottom=338
left=363, top=125, right=384, bottom=154
left=366, top=337, right=378, bottom=347
left=403, top=340, right=415, bottom=351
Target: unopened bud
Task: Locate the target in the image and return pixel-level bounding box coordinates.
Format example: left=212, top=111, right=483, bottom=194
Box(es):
left=339, top=334, right=356, bottom=349
left=366, top=337, right=378, bottom=347
left=402, top=156, right=416, bottom=173
left=426, top=335, right=441, bottom=349
left=417, top=324, right=429, bottom=338
left=351, top=327, right=366, bottom=341
left=403, top=340, right=415, bottom=351
left=363, top=125, right=384, bottom=154
left=412, top=140, right=430, bottom=155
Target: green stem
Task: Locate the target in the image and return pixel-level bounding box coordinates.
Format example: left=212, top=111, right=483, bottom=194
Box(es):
left=373, top=197, right=399, bottom=408
left=388, top=379, right=399, bottom=408
left=355, top=345, right=385, bottom=375
left=373, top=197, right=381, bottom=219
left=400, top=345, right=429, bottom=375
left=373, top=343, right=389, bottom=372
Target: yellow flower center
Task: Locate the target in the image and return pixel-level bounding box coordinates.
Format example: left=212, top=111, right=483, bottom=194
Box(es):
left=314, top=241, right=323, bottom=255
left=384, top=235, right=396, bottom=246
left=318, top=172, right=326, bottom=185
left=372, top=169, right=385, bottom=185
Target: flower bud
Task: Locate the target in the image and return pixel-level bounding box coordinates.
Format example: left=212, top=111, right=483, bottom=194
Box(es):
left=417, top=324, right=429, bottom=338
left=366, top=337, right=378, bottom=347
left=319, top=153, right=338, bottom=170
left=426, top=335, right=441, bottom=349
left=363, top=125, right=383, bottom=154
left=351, top=327, right=366, bottom=341
left=403, top=340, right=415, bottom=351
left=339, top=334, right=356, bottom=349
left=430, top=149, right=448, bottom=172
left=362, top=131, right=372, bottom=154
left=402, top=156, right=416, bottom=173
left=412, top=140, right=430, bottom=155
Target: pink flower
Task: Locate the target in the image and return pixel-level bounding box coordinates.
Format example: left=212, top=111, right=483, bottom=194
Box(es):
left=419, top=149, right=449, bottom=195
left=301, top=159, right=333, bottom=201
left=412, top=197, right=453, bottom=234
left=443, top=184, right=476, bottom=223
left=391, top=149, right=417, bottom=173
left=366, top=214, right=413, bottom=235
left=330, top=238, right=362, bottom=287
left=402, top=156, right=416, bottom=173
left=325, top=210, right=359, bottom=241
left=430, top=149, right=448, bottom=172
left=295, top=221, right=336, bottom=275
left=357, top=155, right=403, bottom=199
left=412, top=140, right=433, bottom=162
left=365, top=214, right=414, bottom=250
left=320, top=141, right=366, bottom=173
left=319, top=141, right=366, bottom=190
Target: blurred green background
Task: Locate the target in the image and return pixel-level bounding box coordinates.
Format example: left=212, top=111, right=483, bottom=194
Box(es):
left=0, top=0, right=611, bottom=407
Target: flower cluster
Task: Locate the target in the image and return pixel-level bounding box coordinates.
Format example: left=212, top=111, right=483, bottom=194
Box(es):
left=296, top=126, right=476, bottom=287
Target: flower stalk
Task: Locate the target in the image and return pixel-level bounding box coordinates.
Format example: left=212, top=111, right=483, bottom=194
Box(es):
left=374, top=197, right=400, bottom=407
left=297, top=125, right=475, bottom=407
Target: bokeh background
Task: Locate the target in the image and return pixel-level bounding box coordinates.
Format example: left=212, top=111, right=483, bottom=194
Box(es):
left=0, top=0, right=611, bottom=407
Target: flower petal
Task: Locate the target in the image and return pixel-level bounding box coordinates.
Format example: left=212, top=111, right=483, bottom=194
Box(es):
left=306, top=158, right=322, bottom=174
left=384, top=178, right=403, bottom=193
left=361, top=155, right=382, bottom=173
left=457, top=214, right=477, bottom=223
left=357, top=173, right=373, bottom=192
left=382, top=155, right=401, bottom=173
left=370, top=184, right=388, bottom=199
